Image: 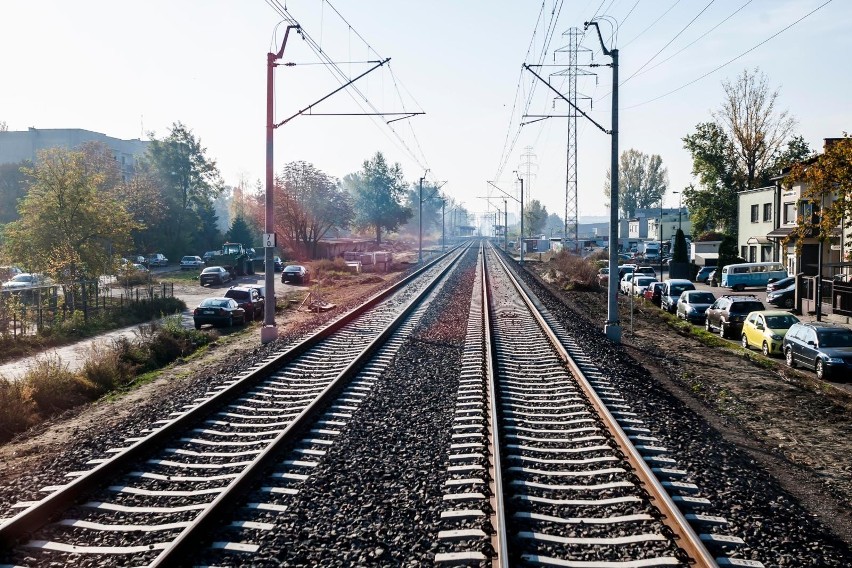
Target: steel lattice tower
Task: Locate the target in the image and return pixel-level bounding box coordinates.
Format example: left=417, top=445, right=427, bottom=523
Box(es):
left=555, top=28, right=592, bottom=253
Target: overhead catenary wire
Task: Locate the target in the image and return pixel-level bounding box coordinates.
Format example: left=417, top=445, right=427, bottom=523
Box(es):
left=620, top=0, right=716, bottom=86
left=624, top=0, right=834, bottom=109
left=264, top=0, right=431, bottom=171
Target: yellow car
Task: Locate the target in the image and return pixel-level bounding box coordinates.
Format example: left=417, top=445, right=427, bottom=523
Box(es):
left=741, top=310, right=800, bottom=357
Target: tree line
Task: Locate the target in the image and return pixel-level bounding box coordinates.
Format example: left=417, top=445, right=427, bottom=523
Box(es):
left=0, top=125, right=481, bottom=284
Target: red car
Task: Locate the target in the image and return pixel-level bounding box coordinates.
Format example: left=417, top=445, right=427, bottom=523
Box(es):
left=644, top=282, right=664, bottom=306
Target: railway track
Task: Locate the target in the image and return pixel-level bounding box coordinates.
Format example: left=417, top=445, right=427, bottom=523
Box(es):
left=434, top=242, right=762, bottom=567
left=0, top=243, right=470, bottom=567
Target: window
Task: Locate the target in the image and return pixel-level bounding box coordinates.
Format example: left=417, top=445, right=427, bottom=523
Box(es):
left=763, top=203, right=772, bottom=222
left=750, top=204, right=759, bottom=222
left=783, top=202, right=796, bottom=224
left=741, top=246, right=748, bottom=258
left=749, top=246, right=757, bottom=262
left=761, top=246, right=772, bottom=262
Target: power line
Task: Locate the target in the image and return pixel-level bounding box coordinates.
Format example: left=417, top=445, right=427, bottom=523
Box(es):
left=620, top=0, right=715, bottom=85
left=624, top=0, right=834, bottom=109
left=630, top=0, right=753, bottom=80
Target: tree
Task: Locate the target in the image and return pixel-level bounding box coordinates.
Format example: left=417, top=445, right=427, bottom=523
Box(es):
left=544, top=212, right=564, bottom=235
left=403, top=182, right=442, bottom=237
left=268, top=161, right=353, bottom=259
left=0, top=160, right=31, bottom=224
left=604, top=149, right=668, bottom=219
left=717, top=234, right=739, bottom=277
left=193, top=201, right=223, bottom=253
left=2, top=148, right=139, bottom=281
left=146, top=122, right=223, bottom=256
left=110, top=169, right=166, bottom=254
left=785, top=136, right=852, bottom=260
left=772, top=135, right=814, bottom=172
left=682, top=123, right=742, bottom=234
left=227, top=214, right=255, bottom=248
left=347, top=152, right=411, bottom=244
left=714, top=68, right=796, bottom=190
left=524, top=199, right=548, bottom=236
left=672, top=228, right=689, bottom=263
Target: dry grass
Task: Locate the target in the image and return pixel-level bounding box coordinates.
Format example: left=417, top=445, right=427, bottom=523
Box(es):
left=547, top=251, right=601, bottom=291
left=0, top=315, right=214, bottom=444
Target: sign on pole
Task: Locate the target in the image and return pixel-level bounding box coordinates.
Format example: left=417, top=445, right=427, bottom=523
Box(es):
left=263, top=233, right=276, bottom=248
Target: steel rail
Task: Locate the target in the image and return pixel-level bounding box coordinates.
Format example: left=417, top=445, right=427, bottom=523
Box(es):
left=480, top=244, right=510, bottom=568
left=0, top=244, right=466, bottom=551
left=151, top=243, right=471, bottom=565
left=486, top=241, right=719, bottom=568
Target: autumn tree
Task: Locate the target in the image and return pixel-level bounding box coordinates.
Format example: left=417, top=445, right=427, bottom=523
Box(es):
left=269, top=161, right=353, bottom=259
left=0, top=160, right=31, bottom=224
left=146, top=122, right=223, bottom=257
left=785, top=136, right=852, bottom=260
left=3, top=148, right=139, bottom=281
left=715, top=68, right=796, bottom=190
left=604, top=149, right=668, bottom=219
left=524, top=199, right=548, bottom=236
left=346, top=152, right=411, bottom=245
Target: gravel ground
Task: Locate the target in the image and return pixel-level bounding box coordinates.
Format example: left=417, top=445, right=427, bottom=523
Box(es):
left=200, top=247, right=479, bottom=567
left=513, top=255, right=852, bottom=566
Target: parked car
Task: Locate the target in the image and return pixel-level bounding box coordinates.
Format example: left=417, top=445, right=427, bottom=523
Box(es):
left=634, top=266, right=657, bottom=278
left=619, top=273, right=638, bottom=295
left=180, top=255, right=205, bottom=270
left=707, top=269, right=717, bottom=285
left=0, top=266, right=23, bottom=283
left=695, top=266, right=715, bottom=284
left=660, top=279, right=696, bottom=313
left=741, top=310, right=801, bottom=357
left=192, top=297, right=246, bottom=329
left=617, top=264, right=637, bottom=279
left=597, top=267, right=609, bottom=285
left=263, top=255, right=284, bottom=272
left=767, top=276, right=795, bottom=293
left=145, top=253, right=168, bottom=267
left=705, top=295, right=766, bottom=338
left=644, top=282, right=664, bottom=306
left=202, top=251, right=219, bottom=265
left=783, top=322, right=852, bottom=380
left=199, top=266, right=232, bottom=286
left=631, top=276, right=658, bottom=297
left=767, top=283, right=796, bottom=309
left=282, top=265, right=310, bottom=285
left=224, top=286, right=265, bottom=321
left=1, top=273, right=53, bottom=290
left=676, top=290, right=717, bottom=324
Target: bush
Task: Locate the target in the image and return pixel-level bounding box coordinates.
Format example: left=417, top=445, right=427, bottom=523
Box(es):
left=550, top=251, right=600, bottom=291
left=23, top=354, right=97, bottom=414
left=81, top=341, right=139, bottom=392
left=0, top=379, right=38, bottom=443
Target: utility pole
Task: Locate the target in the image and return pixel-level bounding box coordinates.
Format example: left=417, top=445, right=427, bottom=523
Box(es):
left=418, top=173, right=426, bottom=263
left=441, top=198, right=446, bottom=253
left=586, top=19, right=620, bottom=343
left=514, top=171, right=525, bottom=265
left=504, top=198, right=508, bottom=252
left=262, top=24, right=298, bottom=345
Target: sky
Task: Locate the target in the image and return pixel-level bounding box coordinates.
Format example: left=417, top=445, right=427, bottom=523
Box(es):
left=1, top=0, right=849, bottom=230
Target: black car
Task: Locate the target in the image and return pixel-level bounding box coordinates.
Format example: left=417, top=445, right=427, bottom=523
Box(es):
left=199, top=266, right=232, bottom=286
left=263, top=255, right=284, bottom=272
left=282, top=265, right=310, bottom=285
left=224, top=286, right=265, bottom=321
left=783, top=322, right=852, bottom=380
left=193, top=297, right=246, bottom=329
left=705, top=295, right=765, bottom=338
left=767, top=284, right=795, bottom=309
left=767, top=276, right=795, bottom=293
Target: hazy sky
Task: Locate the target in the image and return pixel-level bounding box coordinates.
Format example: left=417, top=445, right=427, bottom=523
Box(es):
left=1, top=0, right=848, bottom=227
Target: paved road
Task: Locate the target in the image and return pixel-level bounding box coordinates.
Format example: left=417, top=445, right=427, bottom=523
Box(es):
left=0, top=269, right=304, bottom=382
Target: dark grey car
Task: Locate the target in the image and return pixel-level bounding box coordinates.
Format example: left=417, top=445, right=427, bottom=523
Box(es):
left=783, top=322, right=852, bottom=380
left=676, top=290, right=716, bottom=323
